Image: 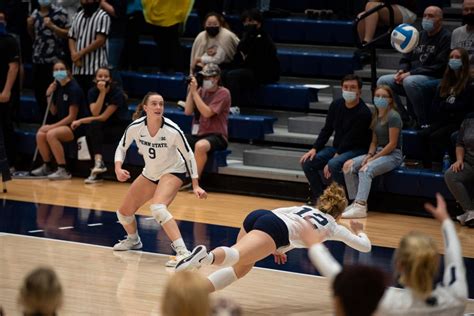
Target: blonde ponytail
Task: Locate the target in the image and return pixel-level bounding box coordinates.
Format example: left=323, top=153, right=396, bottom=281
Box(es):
left=316, top=182, right=348, bottom=219
left=132, top=92, right=161, bottom=120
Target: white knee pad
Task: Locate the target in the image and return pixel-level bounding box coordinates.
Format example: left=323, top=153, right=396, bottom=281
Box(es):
left=116, top=211, right=135, bottom=225
left=219, top=247, right=240, bottom=267
left=208, top=267, right=238, bottom=291
left=151, top=204, right=173, bottom=225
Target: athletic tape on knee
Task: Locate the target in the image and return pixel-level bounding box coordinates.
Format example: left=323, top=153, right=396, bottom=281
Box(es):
left=220, top=247, right=240, bottom=267
left=116, top=211, right=135, bottom=225
left=150, top=204, right=173, bottom=225
left=208, top=267, right=238, bottom=291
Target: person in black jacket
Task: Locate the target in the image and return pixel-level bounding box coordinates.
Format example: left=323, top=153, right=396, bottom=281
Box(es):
left=300, top=75, right=372, bottom=205
left=223, top=9, right=280, bottom=112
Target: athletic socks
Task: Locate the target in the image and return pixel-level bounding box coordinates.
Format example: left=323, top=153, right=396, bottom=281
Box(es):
left=128, top=232, right=139, bottom=241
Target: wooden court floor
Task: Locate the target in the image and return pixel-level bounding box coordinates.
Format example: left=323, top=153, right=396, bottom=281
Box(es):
left=1, top=179, right=473, bottom=315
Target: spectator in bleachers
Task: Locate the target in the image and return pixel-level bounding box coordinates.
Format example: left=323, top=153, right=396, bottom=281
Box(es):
left=357, top=0, right=417, bottom=45
left=122, top=0, right=144, bottom=71
left=445, top=113, right=474, bottom=227
left=190, top=12, right=239, bottom=74
left=71, top=67, right=127, bottom=184
left=18, top=267, right=63, bottom=316
left=162, top=271, right=210, bottom=316
left=141, top=0, right=193, bottom=73
left=184, top=63, right=231, bottom=180
left=420, top=47, right=473, bottom=169
left=27, top=0, right=69, bottom=119
left=223, top=9, right=279, bottom=112
left=31, top=60, right=86, bottom=179
left=52, top=0, right=81, bottom=25
left=377, top=6, right=451, bottom=128
left=300, top=74, right=372, bottom=205
left=0, top=9, right=20, bottom=169
left=451, top=0, right=474, bottom=77
left=342, top=85, right=403, bottom=219
left=68, top=0, right=111, bottom=94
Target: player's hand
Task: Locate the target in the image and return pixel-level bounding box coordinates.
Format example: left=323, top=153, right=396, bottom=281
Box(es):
left=193, top=186, right=207, bottom=199
left=115, top=168, right=130, bottom=182
left=96, top=80, right=109, bottom=93
left=71, top=51, right=82, bottom=62
left=424, top=193, right=449, bottom=223
left=43, top=17, right=53, bottom=29
left=450, top=160, right=464, bottom=173
left=273, top=253, right=287, bottom=265
left=300, top=148, right=316, bottom=163
left=189, top=76, right=198, bottom=94
left=350, top=220, right=364, bottom=234
left=323, top=164, right=331, bottom=179
left=46, top=81, right=57, bottom=96
left=71, top=120, right=81, bottom=130
left=38, top=124, right=52, bottom=133
left=0, top=90, right=11, bottom=103
left=300, top=220, right=327, bottom=247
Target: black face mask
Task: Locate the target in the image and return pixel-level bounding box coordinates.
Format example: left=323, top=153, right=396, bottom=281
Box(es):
left=243, top=24, right=258, bottom=34
left=205, top=26, right=220, bottom=37
left=83, top=2, right=100, bottom=16
left=462, top=13, right=474, bottom=26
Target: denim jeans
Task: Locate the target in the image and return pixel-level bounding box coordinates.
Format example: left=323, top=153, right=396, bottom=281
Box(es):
left=302, top=146, right=367, bottom=199
left=344, top=148, right=403, bottom=201
left=377, top=74, right=439, bottom=126
left=444, top=162, right=474, bottom=211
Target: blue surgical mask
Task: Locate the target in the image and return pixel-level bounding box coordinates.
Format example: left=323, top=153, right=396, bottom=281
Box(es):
left=38, top=0, right=52, bottom=6
left=202, top=79, right=214, bottom=90
left=342, top=90, right=357, bottom=103
left=448, top=58, right=462, bottom=71
left=422, top=19, right=434, bottom=32
left=0, top=22, right=6, bottom=35
left=374, top=96, right=389, bottom=109
left=53, top=70, right=68, bottom=81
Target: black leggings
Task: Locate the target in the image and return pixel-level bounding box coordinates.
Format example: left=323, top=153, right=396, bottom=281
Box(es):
left=85, top=121, right=127, bottom=156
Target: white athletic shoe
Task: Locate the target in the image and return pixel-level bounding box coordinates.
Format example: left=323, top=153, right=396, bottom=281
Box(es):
left=113, top=236, right=143, bottom=251
left=84, top=173, right=103, bottom=184
left=31, top=164, right=53, bottom=176
left=175, top=245, right=208, bottom=271
left=166, top=249, right=191, bottom=267
left=91, top=159, right=107, bottom=175
left=342, top=202, right=368, bottom=219
left=47, top=168, right=72, bottom=180
left=456, top=213, right=468, bottom=225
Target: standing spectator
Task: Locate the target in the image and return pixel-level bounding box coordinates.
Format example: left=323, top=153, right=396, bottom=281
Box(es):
left=445, top=113, right=474, bottom=227
left=184, top=63, right=231, bottom=179
left=342, top=85, right=404, bottom=219
left=0, top=9, right=20, bottom=169
left=223, top=9, right=279, bottom=112
left=190, top=12, right=239, bottom=74
left=53, top=0, right=81, bottom=25
left=377, top=6, right=451, bottom=128
left=141, top=0, right=193, bottom=73
left=300, top=75, right=372, bottom=205
left=27, top=0, right=69, bottom=118
left=420, top=48, right=473, bottom=168
left=71, top=67, right=127, bottom=184
left=451, top=0, right=474, bottom=77
left=68, top=0, right=111, bottom=94
left=31, top=60, right=86, bottom=179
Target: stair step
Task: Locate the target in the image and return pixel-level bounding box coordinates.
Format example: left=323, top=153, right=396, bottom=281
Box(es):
left=219, top=160, right=307, bottom=183
left=244, top=148, right=306, bottom=170
left=264, top=126, right=319, bottom=145
left=288, top=115, right=326, bottom=134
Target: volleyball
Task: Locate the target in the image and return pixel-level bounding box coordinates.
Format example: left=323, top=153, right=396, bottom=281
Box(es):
left=390, top=24, right=419, bottom=54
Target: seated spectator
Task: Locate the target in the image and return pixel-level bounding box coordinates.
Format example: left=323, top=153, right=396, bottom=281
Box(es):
left=223, top=8, right=279, bottom=112
left=31, top=60, right=86, bottom=179
left=300, top=74, right=372, bottom=205
left=161, top=271, right=210, bottom=316
left=71, top=67, right=127, bottom=184
left=377, top=6, right=451, bottom=128
left=184, top=63, right=230, bottom=179
left=342, top=85, right=403, bottom=219
left=18, top=267, right=63, bottom=316
left=445, top=113, right=474, bottom=227
left=420, top=47, right=473, bottom=168
left=357, top=0, right=417, bottom=44
left=190, top=12, right=239, bottom=74
left=451, top=0, right=474, bottom=77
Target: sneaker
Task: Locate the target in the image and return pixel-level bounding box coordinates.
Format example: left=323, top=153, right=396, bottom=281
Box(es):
left=84, top=173, right=103, bottom=184
left=31, top=164, right=53, bottom=177
left=229, top=106, right=240, bottom=115
left=113, top=236, right=143, bottom=251
left=47, top=168, right=72, bottom=180
left=166, top=249, right=192, bottom=267
left=175, top=245, right=208, bottom=271
left=342, top=202, right=368, bottom=219
left=179, top=182, right=192, bottom=192
left=177, top=100, right=186, bottom=110
left=456, top=213, right=468, bottom=225
left=91, top=159, right=107, bottom=175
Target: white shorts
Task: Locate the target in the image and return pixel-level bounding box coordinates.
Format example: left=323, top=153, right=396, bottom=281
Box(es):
left=394, top=4, right=417, bottom=24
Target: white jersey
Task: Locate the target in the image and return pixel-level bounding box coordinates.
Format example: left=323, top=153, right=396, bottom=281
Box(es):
left=114, top=117, right=198, bottom=181
left=377, top=219, right=467, bottom=316
left=272, top=206, right=371, bottom=253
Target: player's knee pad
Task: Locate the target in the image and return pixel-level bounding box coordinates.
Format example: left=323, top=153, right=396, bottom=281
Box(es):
left=208, top=267, right=238, bottom=291
left=220, top=247, right=240, bottom=267
left=151, top=204, right=173, bottom=225
left=116, top=210, right=135, bottom=225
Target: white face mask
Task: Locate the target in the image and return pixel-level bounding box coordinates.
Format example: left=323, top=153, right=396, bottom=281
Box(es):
left=202, top=79, right=214, bottom=90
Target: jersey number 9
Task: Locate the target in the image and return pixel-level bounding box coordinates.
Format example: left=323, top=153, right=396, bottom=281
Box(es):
left=148, top=148, right=156, bottom=159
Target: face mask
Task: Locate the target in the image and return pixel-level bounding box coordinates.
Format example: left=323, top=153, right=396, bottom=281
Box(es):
left=0, top=22, right=6, bottom=35
left=422, top=19, right=434, bottom=32
left=244, top=24, right=258, bottom=34
left=374, top=96, right=389, bottom=109
left=202, top=79, right=214, bottom=90
left=53, top=70, right=68, bottom=81
left=462, top=13, right=474, bottom=26
left=83, top=2, right=100, bottom=15
left=205, top=26, right=220, bottom=37
left=342, top=90, right=357, bottom=103
left=38, top=0, right=52, bottom=6
left=448, top=58, right=462, bottom=71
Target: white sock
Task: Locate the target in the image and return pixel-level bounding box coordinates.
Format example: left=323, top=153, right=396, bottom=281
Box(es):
left=128, top=233, right=139, bottom=241
left=219, top=247, right=240, bottom=267
left=208, top=267, right=238, bottom=291
left=172, top=238, right=187, bottom=252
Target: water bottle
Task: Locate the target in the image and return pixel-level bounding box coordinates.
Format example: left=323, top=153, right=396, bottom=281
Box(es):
left=442, top=152, right=451, bottom=172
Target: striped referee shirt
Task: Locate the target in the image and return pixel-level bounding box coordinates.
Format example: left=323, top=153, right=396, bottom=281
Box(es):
left=68, top=8, right=110, bottom=75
